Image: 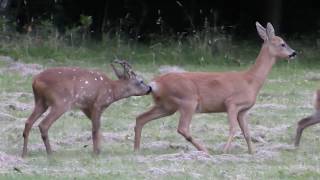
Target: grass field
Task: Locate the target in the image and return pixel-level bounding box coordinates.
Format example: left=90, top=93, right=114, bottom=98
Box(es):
left=1, top=35, right=320, bottom=179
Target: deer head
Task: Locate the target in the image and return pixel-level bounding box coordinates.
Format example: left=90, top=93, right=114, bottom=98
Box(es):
left=111, top=60, right=151, bottom=96
left=256, top=22, right=296, bottom=59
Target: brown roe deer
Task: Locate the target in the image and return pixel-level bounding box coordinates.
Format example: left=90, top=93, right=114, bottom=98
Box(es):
left=295, top=89, right=320, bottom=147
left=22, top=60, right=151, bottom=157
left=134, top=22, right=296, bottom=154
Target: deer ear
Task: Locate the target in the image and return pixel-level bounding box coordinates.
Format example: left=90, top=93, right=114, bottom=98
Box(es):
left=121, top=61, right=131, bottom=80
left=110, top=63, right=125, bottom=80
left=266, top=22, right=275, bottom=39
left=123, top=70, right=131, bottom=80
left=256, top=22, right=268, bottom=41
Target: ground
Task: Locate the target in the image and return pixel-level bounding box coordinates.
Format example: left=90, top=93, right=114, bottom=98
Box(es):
left=1, top=55, right=320, bottom=179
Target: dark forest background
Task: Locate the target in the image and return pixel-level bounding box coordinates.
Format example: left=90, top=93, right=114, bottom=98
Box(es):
left=1, top=0, right=320, bottom=41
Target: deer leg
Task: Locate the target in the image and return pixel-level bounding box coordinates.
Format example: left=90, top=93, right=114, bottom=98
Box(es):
left=82, top=108, right=102, bottom=154
left=90, top=108, right=103, bottom=155
left=295, top=116, right=320, bottom=147
left=38, top=105, right=67, bottom=155
left=22, top=100, right=48, bottom=157
left=177, top=103, right=208, bottom=153
left=238, top=110, right=254, bottom=154
left=134, top=106, right=174, bottom=151
left=223, top=104, right=239, bottom=153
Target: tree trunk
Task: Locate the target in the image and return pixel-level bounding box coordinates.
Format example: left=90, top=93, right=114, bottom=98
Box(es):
left=266, top=0, right=282, bottom=33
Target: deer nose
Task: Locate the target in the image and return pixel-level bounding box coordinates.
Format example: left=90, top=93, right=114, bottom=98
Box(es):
left=289, top=51, right=297, bottom=58
left=146, top=86, right=152, bottom=94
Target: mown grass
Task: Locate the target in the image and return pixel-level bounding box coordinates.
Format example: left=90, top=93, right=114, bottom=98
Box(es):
left=1, top=32, right=320, bottom=179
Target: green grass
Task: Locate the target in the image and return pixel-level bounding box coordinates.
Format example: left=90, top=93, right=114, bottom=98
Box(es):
left=1, top=33, right=320, bottom=179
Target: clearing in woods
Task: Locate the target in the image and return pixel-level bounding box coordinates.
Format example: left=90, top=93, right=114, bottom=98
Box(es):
left=1, top=55, right=320, bottom=179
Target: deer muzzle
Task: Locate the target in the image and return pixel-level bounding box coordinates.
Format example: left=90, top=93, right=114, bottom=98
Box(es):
left=289, top=51, right=297, bottom=59
left=146, top=85, right=152, bottom=94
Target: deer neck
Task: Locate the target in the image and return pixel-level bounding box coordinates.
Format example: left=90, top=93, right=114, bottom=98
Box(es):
left=246, top=43, right=276, bottom=89
left=110, top=80, right=129, bottom=101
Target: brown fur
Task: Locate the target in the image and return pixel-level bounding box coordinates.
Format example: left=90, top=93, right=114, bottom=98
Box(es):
left=134, top=22, right=296, bottom=154
left=22, top=63, right=150, bottom=157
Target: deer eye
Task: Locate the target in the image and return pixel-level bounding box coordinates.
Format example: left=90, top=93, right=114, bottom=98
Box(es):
left=135, top=79, right=144, bottom=86
left=281, top=43, right=286, bottom=47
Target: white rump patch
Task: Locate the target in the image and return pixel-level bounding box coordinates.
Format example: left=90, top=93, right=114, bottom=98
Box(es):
left=149, top=81, right=158, bottom=92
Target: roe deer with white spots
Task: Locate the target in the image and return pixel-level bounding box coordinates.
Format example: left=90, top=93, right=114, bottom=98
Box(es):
left=22, top=60, right=151, bottom=157
left=135, top=22, right=296, bottom=154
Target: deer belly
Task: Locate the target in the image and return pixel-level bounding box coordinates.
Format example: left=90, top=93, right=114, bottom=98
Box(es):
left=196, top=100, right=227, bottom=113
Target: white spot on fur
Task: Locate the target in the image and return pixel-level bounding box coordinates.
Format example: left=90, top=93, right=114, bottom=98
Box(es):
left=85, top=81, right=89, bottom=84
left=58, top=71, right=62, bottom=74
left=95, top=78, right=98, bottom=81
left=149, top=81, right=158, bottom=92
left=100, top=76, right=103, bottom=80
